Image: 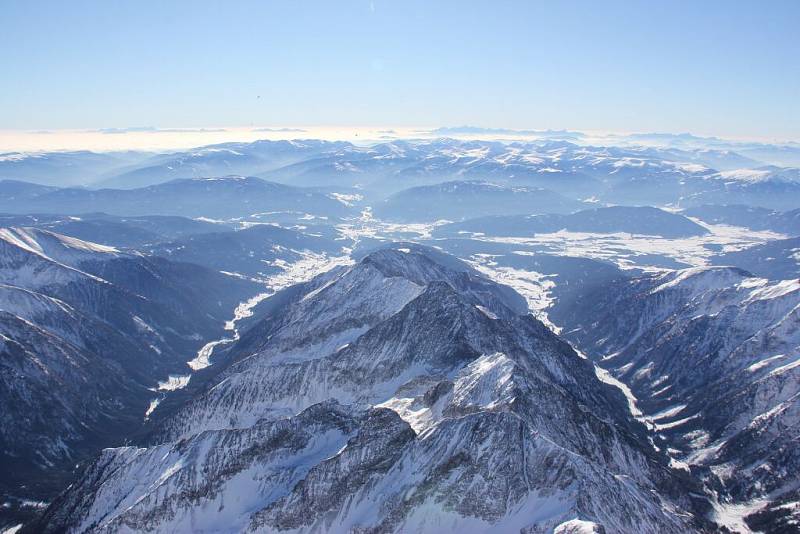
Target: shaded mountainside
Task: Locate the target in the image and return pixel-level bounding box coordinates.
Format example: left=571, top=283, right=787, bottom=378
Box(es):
left=550, top=266, right=800, bottom=531
left=434, top=206, right=709, bottom=239
left=710, top=236, right=800, bottom=280
left=146, top=223, right=347, bottom=279
left=373, top=180, right=585, bottom=222
left=32, top=245, right=705, bottom=533
left=682, top=204, right=800, bottom=236
left=0, top=227, right=260, bottom=520
left=0, top=212, right=224, bottom=248
left=0, top=176, right=354, bottom=220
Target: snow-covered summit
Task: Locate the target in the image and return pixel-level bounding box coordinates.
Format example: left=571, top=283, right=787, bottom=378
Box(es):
left=35, top=244, right=701, bottom=533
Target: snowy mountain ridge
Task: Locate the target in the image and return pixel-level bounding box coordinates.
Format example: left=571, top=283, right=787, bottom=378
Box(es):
left=31, top=244, right=705, bottom=533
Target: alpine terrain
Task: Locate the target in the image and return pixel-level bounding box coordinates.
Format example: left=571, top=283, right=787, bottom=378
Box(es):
left=27, top=245, right=708, bottom=533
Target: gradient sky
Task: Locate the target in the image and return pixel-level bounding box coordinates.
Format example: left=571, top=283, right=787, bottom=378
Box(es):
left=2, top=0, right=799, bottom=139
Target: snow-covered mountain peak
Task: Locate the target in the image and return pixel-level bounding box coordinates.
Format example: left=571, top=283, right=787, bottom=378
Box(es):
left=359, top=245, right=471, bottom=285
left=0, top=227, right=116, bottom=289
left=358, top=244, right=529, bottom=317
left=0, top=226, right=120, bottom=263
left=34, top=244, right=705, bottom=533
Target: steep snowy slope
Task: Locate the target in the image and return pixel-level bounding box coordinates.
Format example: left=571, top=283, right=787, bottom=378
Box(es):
left=0, top=289, right=155, bottom=495
left=552, top=267, right=800, bottom=531
left=0, top=227, right=257, bottom=339
left=0, top=213, right=224, bottom=248
left=34, top=245, right=704, bottom=533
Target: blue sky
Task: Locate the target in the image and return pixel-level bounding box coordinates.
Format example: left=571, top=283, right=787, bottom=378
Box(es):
left=2, top=0, right=798, bottom=139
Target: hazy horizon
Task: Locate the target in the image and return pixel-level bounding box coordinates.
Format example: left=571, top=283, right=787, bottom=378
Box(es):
left=2, top=124, right=799, bottom=153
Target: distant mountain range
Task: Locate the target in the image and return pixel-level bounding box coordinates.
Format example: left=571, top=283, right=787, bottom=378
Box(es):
left=93, top=140, right=350, bottom=189
left=434, top=206, right=709, bottom=239
left=3, top=137, right=800, bottom=210
left=0, top=176, right=354, bottom=220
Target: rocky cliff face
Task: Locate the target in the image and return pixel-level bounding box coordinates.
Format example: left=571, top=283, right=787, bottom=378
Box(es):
left=33, top=246, right=703, bottom=533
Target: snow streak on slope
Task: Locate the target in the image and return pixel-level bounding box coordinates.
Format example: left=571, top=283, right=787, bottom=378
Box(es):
left=710, top=497, right=769, bottom=534
left=149, top=250, right=354, bottom=418
left=556, top=265, right=800, bottom=531
left=186, top=292, right=272, bottom=372
left=188, top=250, right=353, bottom=371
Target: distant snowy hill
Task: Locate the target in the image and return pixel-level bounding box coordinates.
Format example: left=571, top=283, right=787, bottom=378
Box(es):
left=5, top=137, right=800, bottom=209
left=0, top=151, right=148, bottom=187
